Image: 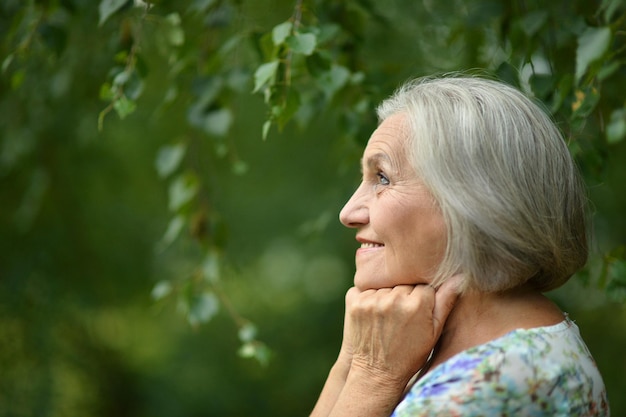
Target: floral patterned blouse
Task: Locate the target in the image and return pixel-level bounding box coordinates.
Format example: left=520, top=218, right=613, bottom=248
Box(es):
left=393, top=316, right=609, bottom=416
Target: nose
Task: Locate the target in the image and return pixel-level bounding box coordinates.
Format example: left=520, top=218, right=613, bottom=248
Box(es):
left=339, top=183, right=369, bottom=228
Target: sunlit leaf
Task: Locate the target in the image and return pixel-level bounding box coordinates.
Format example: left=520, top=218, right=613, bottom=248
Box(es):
left=262, top=120, right=271, bottom=140
left=232, top=160, right=248, bottom=175
left=519, top=10, right=548, bottom=36
left=188, top=0, right=217, bottom=13
left=1, top=53, right=13, bottom=73
left=155, top=143, right=187, bottom=178
left=151, top=280, right=173, bottom=300
left=159, top=215, right=185, bottom=248
left=287, top=32, right=317, bottom=56
left=165, top=13, right=185, bottom=46
left=226, top=68, right=250, bottom=93
left=571, top=87, right=600, bottom=117
left=113, top=96, right=136, bottom=119
left=238, top=341, right=271, bottom=366
left=113, top=68, right=144, bottom=100
left=202, top=250, right=220, bottom=283
left=252, top=60, right=279, bottom=93
left=203, top=108, right=233, bottom=137
left=607, top=109, right=626, bottom=144
left=188, top=292, right=219, bottom=326
left=317, top=64, right=350, bottom=98
left=98, top=0, right=129, bottom=26
left=168, top=174, right=199, bottom=211
left=238, top=322, right=257, bottom=343
left=113, top=70, right=130, bottom=87
left=575, top=26, right=611, bottom=83
left=272, top=21, right=292, bottom=45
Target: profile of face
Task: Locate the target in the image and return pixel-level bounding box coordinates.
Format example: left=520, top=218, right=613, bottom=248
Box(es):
left=339, top=113, right=447, bottom=291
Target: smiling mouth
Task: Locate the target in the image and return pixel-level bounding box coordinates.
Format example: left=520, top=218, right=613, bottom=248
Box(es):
left=360, top=242, right=384, bottom=248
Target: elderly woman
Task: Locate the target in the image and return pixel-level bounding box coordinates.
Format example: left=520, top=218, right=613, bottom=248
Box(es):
left=311, top=77, right=609, bottom=416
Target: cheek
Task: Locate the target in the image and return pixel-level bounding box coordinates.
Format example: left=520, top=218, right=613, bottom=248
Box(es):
left=400, top=212, right=447, bottom=266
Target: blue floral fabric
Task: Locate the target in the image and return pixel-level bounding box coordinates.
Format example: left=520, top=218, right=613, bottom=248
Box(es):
left=393, top=317, right=609, bottom=416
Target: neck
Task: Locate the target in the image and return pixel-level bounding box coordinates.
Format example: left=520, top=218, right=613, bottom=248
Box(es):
left=432, top=284, right=564, bottom=368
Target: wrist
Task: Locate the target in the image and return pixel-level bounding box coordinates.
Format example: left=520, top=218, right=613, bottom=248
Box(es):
left=347, top=361, right=409, bottom=396
left=336, top=349, right=352, bottom=370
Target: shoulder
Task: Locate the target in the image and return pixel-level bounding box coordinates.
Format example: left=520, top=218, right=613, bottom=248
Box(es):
left=393, top=318, right=610, bottom=417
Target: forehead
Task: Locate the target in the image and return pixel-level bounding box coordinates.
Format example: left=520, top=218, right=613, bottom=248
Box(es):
left=362, top=113, right=410, bottom=166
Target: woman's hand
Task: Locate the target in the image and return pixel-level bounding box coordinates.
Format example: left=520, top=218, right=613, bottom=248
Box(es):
left=311, top=278, right=460, bottom=417
left=343, top=279, right=460, bottom=389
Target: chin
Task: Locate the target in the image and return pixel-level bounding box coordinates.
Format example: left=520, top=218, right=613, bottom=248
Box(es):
left=353, top=274, right=393, bottom=291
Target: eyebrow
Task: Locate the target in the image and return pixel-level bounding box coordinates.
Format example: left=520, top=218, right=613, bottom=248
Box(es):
left=360, top=152, right=391, bottom=172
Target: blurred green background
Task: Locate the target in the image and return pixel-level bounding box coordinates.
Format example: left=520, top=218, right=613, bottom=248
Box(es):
left=2, top=0, right=625, bottom=416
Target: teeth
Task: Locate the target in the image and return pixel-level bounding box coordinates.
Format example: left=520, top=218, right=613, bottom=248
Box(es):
left=361, top=242, right=384, bottom=248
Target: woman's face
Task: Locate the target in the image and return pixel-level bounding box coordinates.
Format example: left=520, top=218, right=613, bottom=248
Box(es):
left=340, top=113, right=447, bottom=291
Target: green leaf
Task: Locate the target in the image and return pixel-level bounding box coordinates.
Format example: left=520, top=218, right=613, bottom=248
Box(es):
left=275, top=89, right=300, bottom=129
left=519, top=11, right=548, bottom=37
left=189, top=0, right=217, bottom=13
left=495, top=62, right=521, bottom=89
left=607, top=109, right=626, bottom=144
left=317, top=64, right=351, bottom=98
left=155, top=143, right=187, bottom=179
left=158, top=215, right=185, bottom=248
left=286, top=33, right=317, bottom=56
left=571, top=87, right=600, bottom=118
left=253, top=60, right=279, bottom=93
left=238, top=322, right=257, bottom=343
left=262, top=120, right=271, bottom=140
left=201, top=250, right=220, bottom=283
left=98, top=0, right=129, bottom=26
left=529, top=74, right=554, bottom=99
left=550, top=74, right=573, bottom=113
left=575, top=26, right=612, bottom=83
left=113, top=69, right=130, bottom=87
left=238, top=341, right=271, bottom=366
left=203, top=108, right=233, bottom=137
left=188, top=292, right=219, bottom=326
left=151, top=281, right=173, bottom=301
left=2, top=53, right=14, bottom=74
left=113, top=96, right=136, bottom=119
left=272, top=21, right=292, bottom=46
left=168, top=174, right=199, bottom=211
left=124, top=71, right=144, bottom=100
left=257, top=32, right=275, bottom=62
left=99, top=82, right=115, bottom=101
left=597, top=61, right=620, bottom=81
left=232, top=160, right=248, bottom=175
left=600, top=0, right=623, bottom=22
left=165, top=13, right=185, bottom=46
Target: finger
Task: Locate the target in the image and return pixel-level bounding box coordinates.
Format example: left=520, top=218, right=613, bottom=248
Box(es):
left=345, top=286, right=361, bottom=305
left=431, top=275, right=463, bottom=335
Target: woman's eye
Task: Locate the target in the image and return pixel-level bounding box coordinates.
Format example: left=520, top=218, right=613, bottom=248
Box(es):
left=377, top=172, right=390, bottom=185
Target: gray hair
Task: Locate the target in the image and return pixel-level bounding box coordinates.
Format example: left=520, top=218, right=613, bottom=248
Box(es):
left=377, top=76, right=588, bottom=293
